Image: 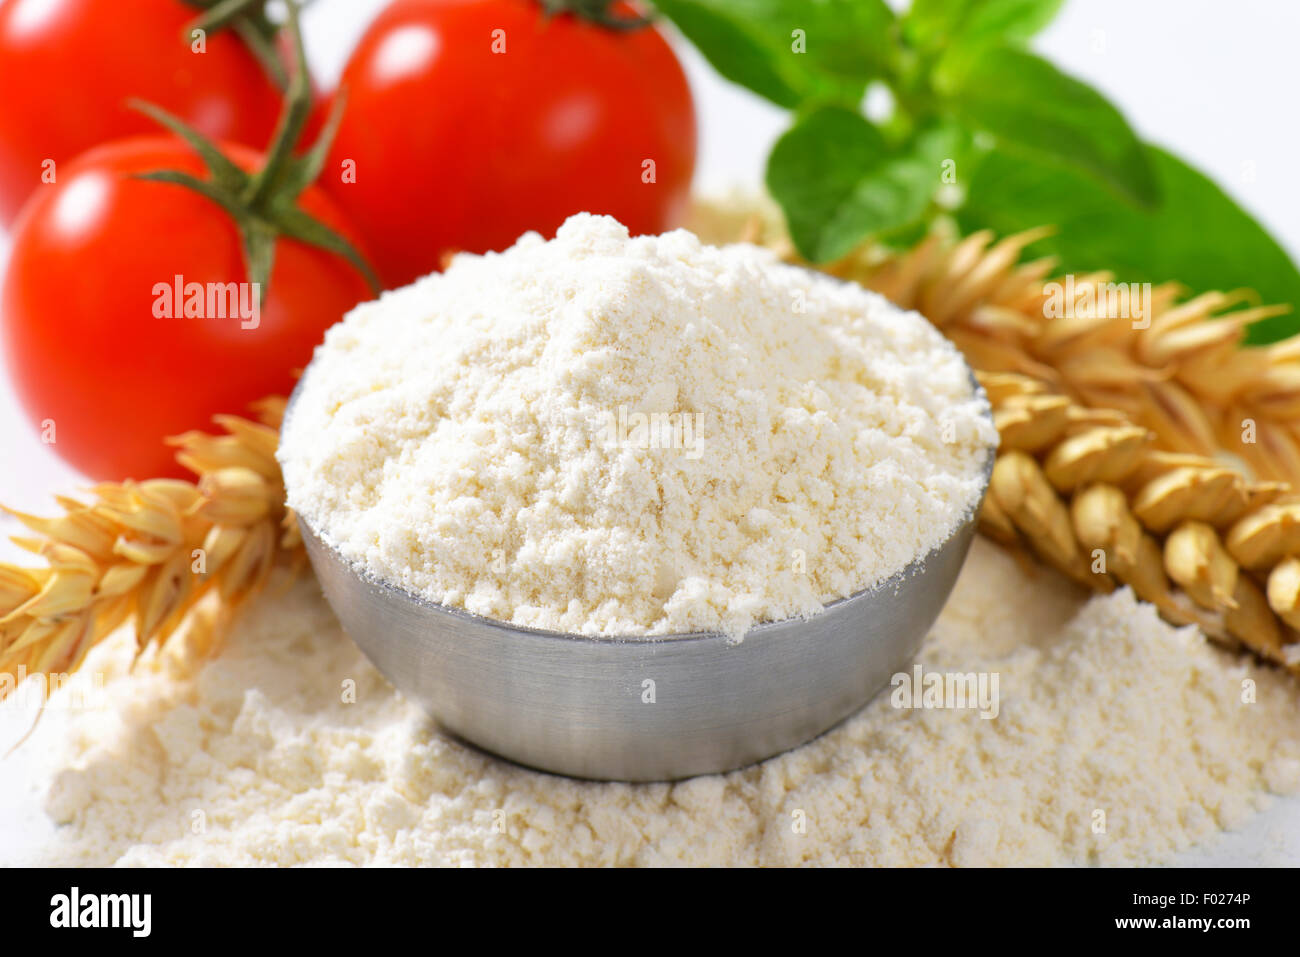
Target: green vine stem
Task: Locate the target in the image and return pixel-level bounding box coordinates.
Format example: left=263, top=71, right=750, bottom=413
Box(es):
left=539, top=0, right=654, bottom=31
left=133, top=0, right=380, bottom=299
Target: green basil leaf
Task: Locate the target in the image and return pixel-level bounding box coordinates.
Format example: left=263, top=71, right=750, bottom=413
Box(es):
left=938, top=47, right=1159, bottom=207
left=652, top=0, right=896, bottom=109
left=766, top=107, right=957, bottom=262
left=905, top=0, right=1065, bottom=49
left=958, top=146, right=1300, bottom=344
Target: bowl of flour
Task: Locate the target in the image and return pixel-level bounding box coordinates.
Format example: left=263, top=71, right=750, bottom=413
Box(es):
left=279, top=214, right=997, bottom=780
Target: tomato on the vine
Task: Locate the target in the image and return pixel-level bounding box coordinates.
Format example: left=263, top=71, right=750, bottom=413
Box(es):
left=323, top=0, right=697, bottom=288
left=1, top=137, right=373, bottom=480
left=0, top=0, right=299, bottom=225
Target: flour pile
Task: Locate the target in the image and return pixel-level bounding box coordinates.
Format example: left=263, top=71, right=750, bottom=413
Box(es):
left=17, top=539, right=1299, bottom=866
left=279, top=214, right=994, bottom=640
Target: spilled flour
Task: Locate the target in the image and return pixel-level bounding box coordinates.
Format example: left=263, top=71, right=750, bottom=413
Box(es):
left=11, top=540, right=1300, bottom=866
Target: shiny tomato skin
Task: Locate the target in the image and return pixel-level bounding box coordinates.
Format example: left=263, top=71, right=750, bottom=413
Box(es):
left=0, top=0, right=292, bottom=225
left=1, top=137, right=373, bottom=481
left=324, top=0, right=697, bottom=288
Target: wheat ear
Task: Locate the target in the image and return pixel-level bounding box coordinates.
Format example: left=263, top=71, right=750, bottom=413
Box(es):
left=0, top=399, right=300, bottom=699
left=982, top=371, right=1300, bottom=672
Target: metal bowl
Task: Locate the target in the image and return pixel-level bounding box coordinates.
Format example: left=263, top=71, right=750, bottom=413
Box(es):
left=286, top=324, right=994, bottom=782
left=295, top=466, right=988, bottom=781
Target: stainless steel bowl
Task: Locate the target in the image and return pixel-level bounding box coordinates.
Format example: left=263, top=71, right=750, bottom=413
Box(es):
left=295, top=468, right=988, bottom=781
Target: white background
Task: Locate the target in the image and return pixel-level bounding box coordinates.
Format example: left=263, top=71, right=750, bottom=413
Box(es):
left=2, top=0, right=1299, bottom=864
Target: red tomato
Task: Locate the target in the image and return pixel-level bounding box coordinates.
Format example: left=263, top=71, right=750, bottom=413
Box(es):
left=1, top=137, right=372, bottom=480
left=0, top=0, right=296, bottom=225
left=323, top=0, right=696, bottom=288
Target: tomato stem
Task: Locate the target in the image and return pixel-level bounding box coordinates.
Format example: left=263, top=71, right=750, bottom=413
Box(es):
left=131, top=0, right=380, bottom=300
left=244, top=0, right=312, bottom=207
left=180, top=0, right=288, bottom=90
left=538, top=0, right=654, bottom=31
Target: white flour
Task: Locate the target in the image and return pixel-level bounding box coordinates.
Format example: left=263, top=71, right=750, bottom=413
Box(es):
left=18, top=539, right=1300, bottom=867
left=279, top=214, right=994, bottom=640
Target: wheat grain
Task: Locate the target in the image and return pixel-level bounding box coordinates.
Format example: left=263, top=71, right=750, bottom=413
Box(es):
left=1165, top=521, right=1239, bottom=612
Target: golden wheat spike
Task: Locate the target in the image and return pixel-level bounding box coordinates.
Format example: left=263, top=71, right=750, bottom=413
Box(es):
left=0, top=405, right=299, bottom=700
left=979, top=371, right=1300, bottom=672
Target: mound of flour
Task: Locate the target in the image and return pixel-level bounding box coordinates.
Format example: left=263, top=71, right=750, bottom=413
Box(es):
left=19, top=539, right=1300, bottom=867
left=279, top=214, right=993, bottom=639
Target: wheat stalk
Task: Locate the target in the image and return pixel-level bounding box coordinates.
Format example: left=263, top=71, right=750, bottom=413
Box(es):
left=0, top=398, right=300, bottom=699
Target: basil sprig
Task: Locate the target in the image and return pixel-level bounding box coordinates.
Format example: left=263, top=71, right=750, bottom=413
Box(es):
left=654, top=0, right=1299, bottom=342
